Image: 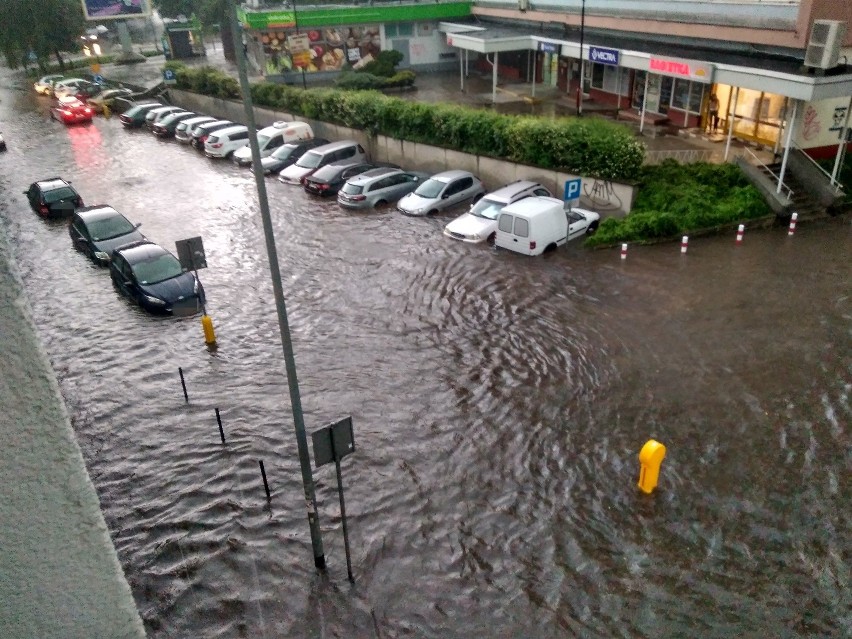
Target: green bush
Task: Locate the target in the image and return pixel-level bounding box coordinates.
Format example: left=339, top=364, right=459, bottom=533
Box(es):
left=359, top=50, right=404, bottom=77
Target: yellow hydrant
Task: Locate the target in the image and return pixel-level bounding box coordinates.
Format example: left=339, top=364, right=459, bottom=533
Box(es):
left=201, top=314, right=217, bottom=346
left=637, top=439, right=666, bottom=494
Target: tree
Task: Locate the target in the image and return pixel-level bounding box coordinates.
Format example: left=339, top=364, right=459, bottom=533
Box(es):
left=0, top=0, right=86, bottom=70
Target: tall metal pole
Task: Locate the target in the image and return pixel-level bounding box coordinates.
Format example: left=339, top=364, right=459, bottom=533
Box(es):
left=576, top=0, right=585, bottom=116
left=292, top=0, right=307, bottom=89
left=229, top=1, right=325, bottom=570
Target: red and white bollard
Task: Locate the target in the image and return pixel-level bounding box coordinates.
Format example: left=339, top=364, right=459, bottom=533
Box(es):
left=736, top=224, right=745, bottom=245
left=680, top=235, right=689, bottom=253
left=621, top=243, right=628, bottom=260
left=788, top=212, right=798, bottom=236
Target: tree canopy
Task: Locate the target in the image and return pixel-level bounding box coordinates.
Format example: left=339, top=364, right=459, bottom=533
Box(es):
left=0, top=0, right=86, bottom=70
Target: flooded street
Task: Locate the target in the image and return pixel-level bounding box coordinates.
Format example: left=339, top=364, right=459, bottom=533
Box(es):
left=0, top=69, right=850, bottom=638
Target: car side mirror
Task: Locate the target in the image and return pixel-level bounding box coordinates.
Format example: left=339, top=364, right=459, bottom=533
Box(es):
left=135, top=222, right=142, bottom=228
left=442, top=194, right=450, bottom=199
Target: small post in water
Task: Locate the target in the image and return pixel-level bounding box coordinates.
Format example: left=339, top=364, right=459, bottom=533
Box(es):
left=215, top=408, right=226, bottom=444
left=681, top=236, right=689, bottom=254
left=736, top=224, right=745, bottom=245
left=178, top=367, right=188, bottom=402
left=620, top=243, right=628, bottom=260
left=788, top=212, right=798, bottom=236
left=259, top=460, right=271, bottom=501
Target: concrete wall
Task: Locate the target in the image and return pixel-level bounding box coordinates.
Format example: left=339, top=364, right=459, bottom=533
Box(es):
left=170, top=89, right=636, bottom=216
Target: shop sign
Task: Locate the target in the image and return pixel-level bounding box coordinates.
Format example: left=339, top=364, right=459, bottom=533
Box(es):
left=649, top=56, right=713, bottom=83
left=589, top=46, right=619, bottom=66
left=288, top=33, right=311, bottom=69
left=539, top=41, right=559, bottom=54
left=589, top=47, right=618, bottom=67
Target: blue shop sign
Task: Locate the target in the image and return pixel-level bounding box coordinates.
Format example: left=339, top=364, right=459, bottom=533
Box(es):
left=539, top=41, right=560, bottom=54
left=589, top=46, right=619, bottom=66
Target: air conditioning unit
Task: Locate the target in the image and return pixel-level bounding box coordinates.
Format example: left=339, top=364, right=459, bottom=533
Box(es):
left=804, top=20, right=847, bottom=70
left=518, top=0, right=529, bottom=12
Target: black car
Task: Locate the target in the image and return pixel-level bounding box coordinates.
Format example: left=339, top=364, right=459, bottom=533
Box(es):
left=109, top=241, right=205, bottom=315
left=151, top=111, right=197, bottom=137
left=191, top=120, right=235, bottom=150
left=119, top=102, right=163, bottom=127
left=23, top=177, right=83, bottom=217
left=69, top=205, right=146, bottom=266
left=257, top=138, right=329, bottom=175
left=302, top=160, right=378, bottom=196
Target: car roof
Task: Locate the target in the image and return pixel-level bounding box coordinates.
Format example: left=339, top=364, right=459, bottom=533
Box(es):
left=114, top=241, right=170, bottom=263
left=348, top=167, right=402, bottom=183
left=501, top=196, right=564, bottom=216
left=211, top=124, right=248, bottom=136
left=76, top=205, right=122, bottom=222
left=182, top=115, right=216, bottom=125
left=309, top=139, right=361, bottom=154
left=197, top=119, right=233, bottom=131
left=35, top=177, right=72, bottom=190
left=57, top=95, right=84, bottom=105
left=429, top=169, right=475, bottom=182
left=484, top=180, right=545, bottom=203
left=39, top=74, right=65, bottom=81
left=55, top=77, right=87, bottom=85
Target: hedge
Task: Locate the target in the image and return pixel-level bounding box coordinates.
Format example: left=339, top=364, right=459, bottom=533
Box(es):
left=164, top=62, right=645, bottom=181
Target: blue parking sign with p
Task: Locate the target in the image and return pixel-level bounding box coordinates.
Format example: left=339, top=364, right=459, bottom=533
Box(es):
left=564, top=178, right=582, bottom=202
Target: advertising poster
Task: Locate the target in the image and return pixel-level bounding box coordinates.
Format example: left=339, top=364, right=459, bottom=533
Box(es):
left=81, top=0, right=150, bottom=20
left=261, top=26, right=381, bottom=75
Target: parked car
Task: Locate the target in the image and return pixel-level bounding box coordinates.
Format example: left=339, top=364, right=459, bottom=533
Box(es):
left=338, top=167, right=430, bottom=210
left=397, top=169, right=485, bottom=216
left=34, top=74, right=65, bottom=96
left=443, top=180, right=552, bottom=243
left=145, top=106, right=188, bottom=129
left=151, top=111, right=197, bottom=137
left=49, top=96, right=94, bottom=125
left=174, top=116, right=217, bottom=143
left=191, top=120, right=235, bottom=150
left=69, top=205, right=146, bottom=265
left=204, top=124, right=250, bottom=159
left=257, top=138, right=329, bottom=175
left=23, top=177, right=84, bottom=217
left=119, top=102, right=163, bottom=127
left=52, top=78, right=98, bottom=100
left=86, top=87, right=134, bottom=113
left=302, top=160, right=378, bottom=196
left=232, top=121, right=315, bottom=166
left=109, top=240, right=205, bottom=315
left=495, top=197, right=600, bottom=256
left=278, top=140, right=367, bottom=185
left=0, top=131, right=6, bottom=152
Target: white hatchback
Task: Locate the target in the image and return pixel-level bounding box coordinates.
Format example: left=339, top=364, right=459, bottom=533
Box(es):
left=204, top=125, right=250, bottom=159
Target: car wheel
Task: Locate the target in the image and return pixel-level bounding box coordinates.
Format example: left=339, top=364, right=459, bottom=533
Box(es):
left=472, top=193, right=484, bottom=203
left=487, top=231, right=496, bottom=244
left=225, top=150, right=234, bottom=160
left=428, top=210, right=438, bottom=216
left=375, top=200, right=387, bottom=207
left=586, top=221, right=599, bottom=235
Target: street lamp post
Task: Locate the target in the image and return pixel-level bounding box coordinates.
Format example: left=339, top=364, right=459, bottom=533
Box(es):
left=576, top=0, right=586, bottom=117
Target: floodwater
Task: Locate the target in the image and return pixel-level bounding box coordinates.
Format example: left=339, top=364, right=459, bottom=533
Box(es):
left=0, top=69, right=850, bottom=638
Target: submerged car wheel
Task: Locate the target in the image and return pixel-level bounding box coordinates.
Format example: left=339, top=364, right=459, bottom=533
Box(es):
left=586, top=221, right=600, bottom=235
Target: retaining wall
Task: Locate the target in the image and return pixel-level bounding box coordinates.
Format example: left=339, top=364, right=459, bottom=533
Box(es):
left=170, top=89, right=637, bottom=216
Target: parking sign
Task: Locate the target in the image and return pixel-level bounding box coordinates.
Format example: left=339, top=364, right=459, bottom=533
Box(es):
left=564, top=178, right=582, bottom=202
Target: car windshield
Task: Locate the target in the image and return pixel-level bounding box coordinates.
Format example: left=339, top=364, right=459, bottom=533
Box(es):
left=44, top=187, right=77, bottom=203
left=469, top=196, right=506, bottom=220
left=340, top=183, right=363, bottom=195
left=271, top=145, right=297, bottom=160
left=413, top=178, right=446, bottom=199
left=296, top=151, right=323, bottom=169
left=131, top=253, right=184, bottom=285
left=88, top=215, right=135, bottom=241
left=257, top=133, right=272, bottom=148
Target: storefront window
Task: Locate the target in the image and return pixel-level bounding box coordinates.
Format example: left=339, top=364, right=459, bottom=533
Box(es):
left=658, top=76, right=673, bottom=114
left=689, top=83, right=705, bottom=113
left=591, top=64, right=629, bottom=95
left=672, top=79, right=690, bottom=109
left=633, top=70, right=646, bottom=109
left=591, top=63, right=605, bottom=89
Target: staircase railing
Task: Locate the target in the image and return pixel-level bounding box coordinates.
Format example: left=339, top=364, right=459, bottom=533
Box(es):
left=792, top=144, right=845, bottom=195
left=740, top=147, right=793, bottom=202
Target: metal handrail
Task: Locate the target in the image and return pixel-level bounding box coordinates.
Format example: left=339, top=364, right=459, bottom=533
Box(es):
left=740, top=147, right=793, bottom=202
left=791, top=144, right=845, bottom=194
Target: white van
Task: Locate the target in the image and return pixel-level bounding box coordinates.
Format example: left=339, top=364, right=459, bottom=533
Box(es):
left=495, top=196, right=569, bottom=256
left=232, top=121, right=314, bottom=166
left=204, top=125, right=250, bottom=159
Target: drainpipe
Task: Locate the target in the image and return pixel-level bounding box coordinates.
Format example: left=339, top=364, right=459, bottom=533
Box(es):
left=492, top=52, right=499, bottom=103
left=724, top=86, right=740, bottom=161
left=459, top=48, right=464, bottom=92
left=774, top=97, right=788, bottom=157
left=830, top=95, right=852, bottom=187
left=639, top=72, right=649, bottom=134
left=531, top=52, right=536, bottom=98
left=777, top=98, right=798, bottom=196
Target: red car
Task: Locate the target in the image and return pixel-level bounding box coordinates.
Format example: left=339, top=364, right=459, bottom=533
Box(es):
left=50, top=96, right=94, bottom=125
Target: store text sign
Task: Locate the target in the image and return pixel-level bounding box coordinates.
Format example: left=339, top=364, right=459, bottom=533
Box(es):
left=649, top=57, right=713, bottom=83
left=589, top=47, right=619, bottom=66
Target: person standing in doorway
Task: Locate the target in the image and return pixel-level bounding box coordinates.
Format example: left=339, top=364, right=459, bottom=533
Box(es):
left=708, top=93, right=720, bottom=133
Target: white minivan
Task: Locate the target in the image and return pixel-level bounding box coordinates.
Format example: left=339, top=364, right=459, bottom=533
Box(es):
left=496, top=196, right=601, bottom=256
left=232, top=121, right=314, bottom=166
left=204, top=125, right=250, bottom=159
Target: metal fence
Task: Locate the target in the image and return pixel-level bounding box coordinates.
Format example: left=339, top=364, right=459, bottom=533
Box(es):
left=644, top=149, right=723, bottom=165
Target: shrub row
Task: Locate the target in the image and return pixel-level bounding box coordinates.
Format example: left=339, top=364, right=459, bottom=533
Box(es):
left=585, top=160, right=773, bottom=246
left=165, top=62, right=645, bottom=181
left=334, top=69, right=416, bottom=91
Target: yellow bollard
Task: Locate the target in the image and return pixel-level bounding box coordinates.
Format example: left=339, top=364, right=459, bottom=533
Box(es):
left=637, top=439, right=666, bottom=494
left=201, top=314, right=217, bottom=345
left=102, top=104, right=111, bottom=119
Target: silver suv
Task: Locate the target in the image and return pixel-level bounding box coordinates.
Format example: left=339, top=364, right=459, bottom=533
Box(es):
left=338, top=167, right=430, bottom=209
left=443, top=179, right=552, bottom=243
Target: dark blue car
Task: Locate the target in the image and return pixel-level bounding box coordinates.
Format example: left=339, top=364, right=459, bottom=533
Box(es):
left=109, top=241, right=205, bottom=315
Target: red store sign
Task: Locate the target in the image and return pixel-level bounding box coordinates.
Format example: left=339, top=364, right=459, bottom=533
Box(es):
left=649, top=57, right=713, bottom=83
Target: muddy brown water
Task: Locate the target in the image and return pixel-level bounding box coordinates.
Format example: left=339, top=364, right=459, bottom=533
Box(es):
left=0, top=70, right=849, bottom=638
